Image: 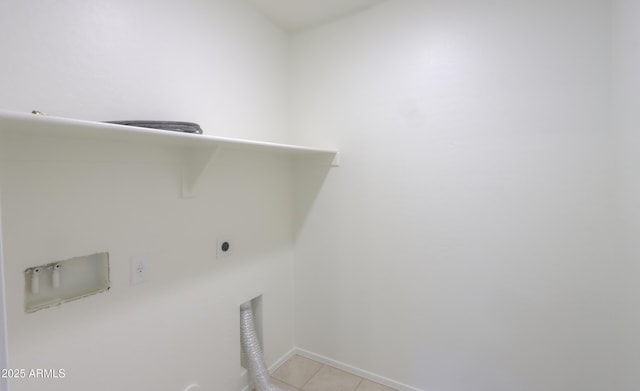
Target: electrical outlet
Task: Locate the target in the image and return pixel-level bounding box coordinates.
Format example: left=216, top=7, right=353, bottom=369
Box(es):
left=130, top=255, right=149, bottom=285
left=217, top=237, right=233, bottom=258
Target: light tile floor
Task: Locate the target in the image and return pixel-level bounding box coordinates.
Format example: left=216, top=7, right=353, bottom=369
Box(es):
left=271, top=355, right=397, bottom=391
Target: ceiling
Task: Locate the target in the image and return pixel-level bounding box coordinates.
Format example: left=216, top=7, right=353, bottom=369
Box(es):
left=248, top=0, right=388, bottom=33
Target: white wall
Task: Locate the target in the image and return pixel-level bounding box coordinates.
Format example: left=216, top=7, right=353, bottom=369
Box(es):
left=0, top=201, right=8, bottom=391
left=0, top=1, right=296, bottom=390
left=292, top=1, right=625, bottom=390
left=0, top=140, right=296, bottom=391
left=0, top=0, right=289, bottom=143
left=3, top=1, right=637, bottom=390
left=612, top=0, right=640, bottom=387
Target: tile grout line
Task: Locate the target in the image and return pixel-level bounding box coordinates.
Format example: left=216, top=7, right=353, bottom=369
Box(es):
left=276, top=377, right=301, bottom=390
left=272, top=354, right=396, bottom=391
left=293, top=349, right=403, bottom=391
left=299, top=363, right=326, bottom=390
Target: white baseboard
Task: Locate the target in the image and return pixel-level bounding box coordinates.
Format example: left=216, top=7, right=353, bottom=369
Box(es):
left=293, top=348, right=424, bottom=391
left=241, top=346, right=423, bottom=391
left=270, top=347, right=298, bottom=373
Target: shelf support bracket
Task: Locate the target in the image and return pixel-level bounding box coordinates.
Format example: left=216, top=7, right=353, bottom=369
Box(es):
left=331, top=152, right=340, bottom=167
left=180, top=145, right=220, bottom=198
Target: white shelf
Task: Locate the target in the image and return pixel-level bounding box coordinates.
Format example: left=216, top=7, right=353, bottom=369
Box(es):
left=0, top=110, right=338, bottom=197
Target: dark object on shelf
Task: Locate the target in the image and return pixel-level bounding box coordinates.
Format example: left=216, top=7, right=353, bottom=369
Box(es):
left=106, top=121, right=203, bottom=134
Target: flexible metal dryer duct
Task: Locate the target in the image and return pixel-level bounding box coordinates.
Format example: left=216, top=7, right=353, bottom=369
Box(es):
left=240, top=302, right=282, bottom=391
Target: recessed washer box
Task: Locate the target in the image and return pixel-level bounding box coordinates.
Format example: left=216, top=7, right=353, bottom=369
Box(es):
left=24, top=252, right=110, bottom=313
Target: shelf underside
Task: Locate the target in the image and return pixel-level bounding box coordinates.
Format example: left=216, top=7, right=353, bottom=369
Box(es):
left=0, top=111, right=339, bottom=197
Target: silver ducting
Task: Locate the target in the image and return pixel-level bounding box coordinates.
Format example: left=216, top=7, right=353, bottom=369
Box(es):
left=240, top=302, right=282, bottom=391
